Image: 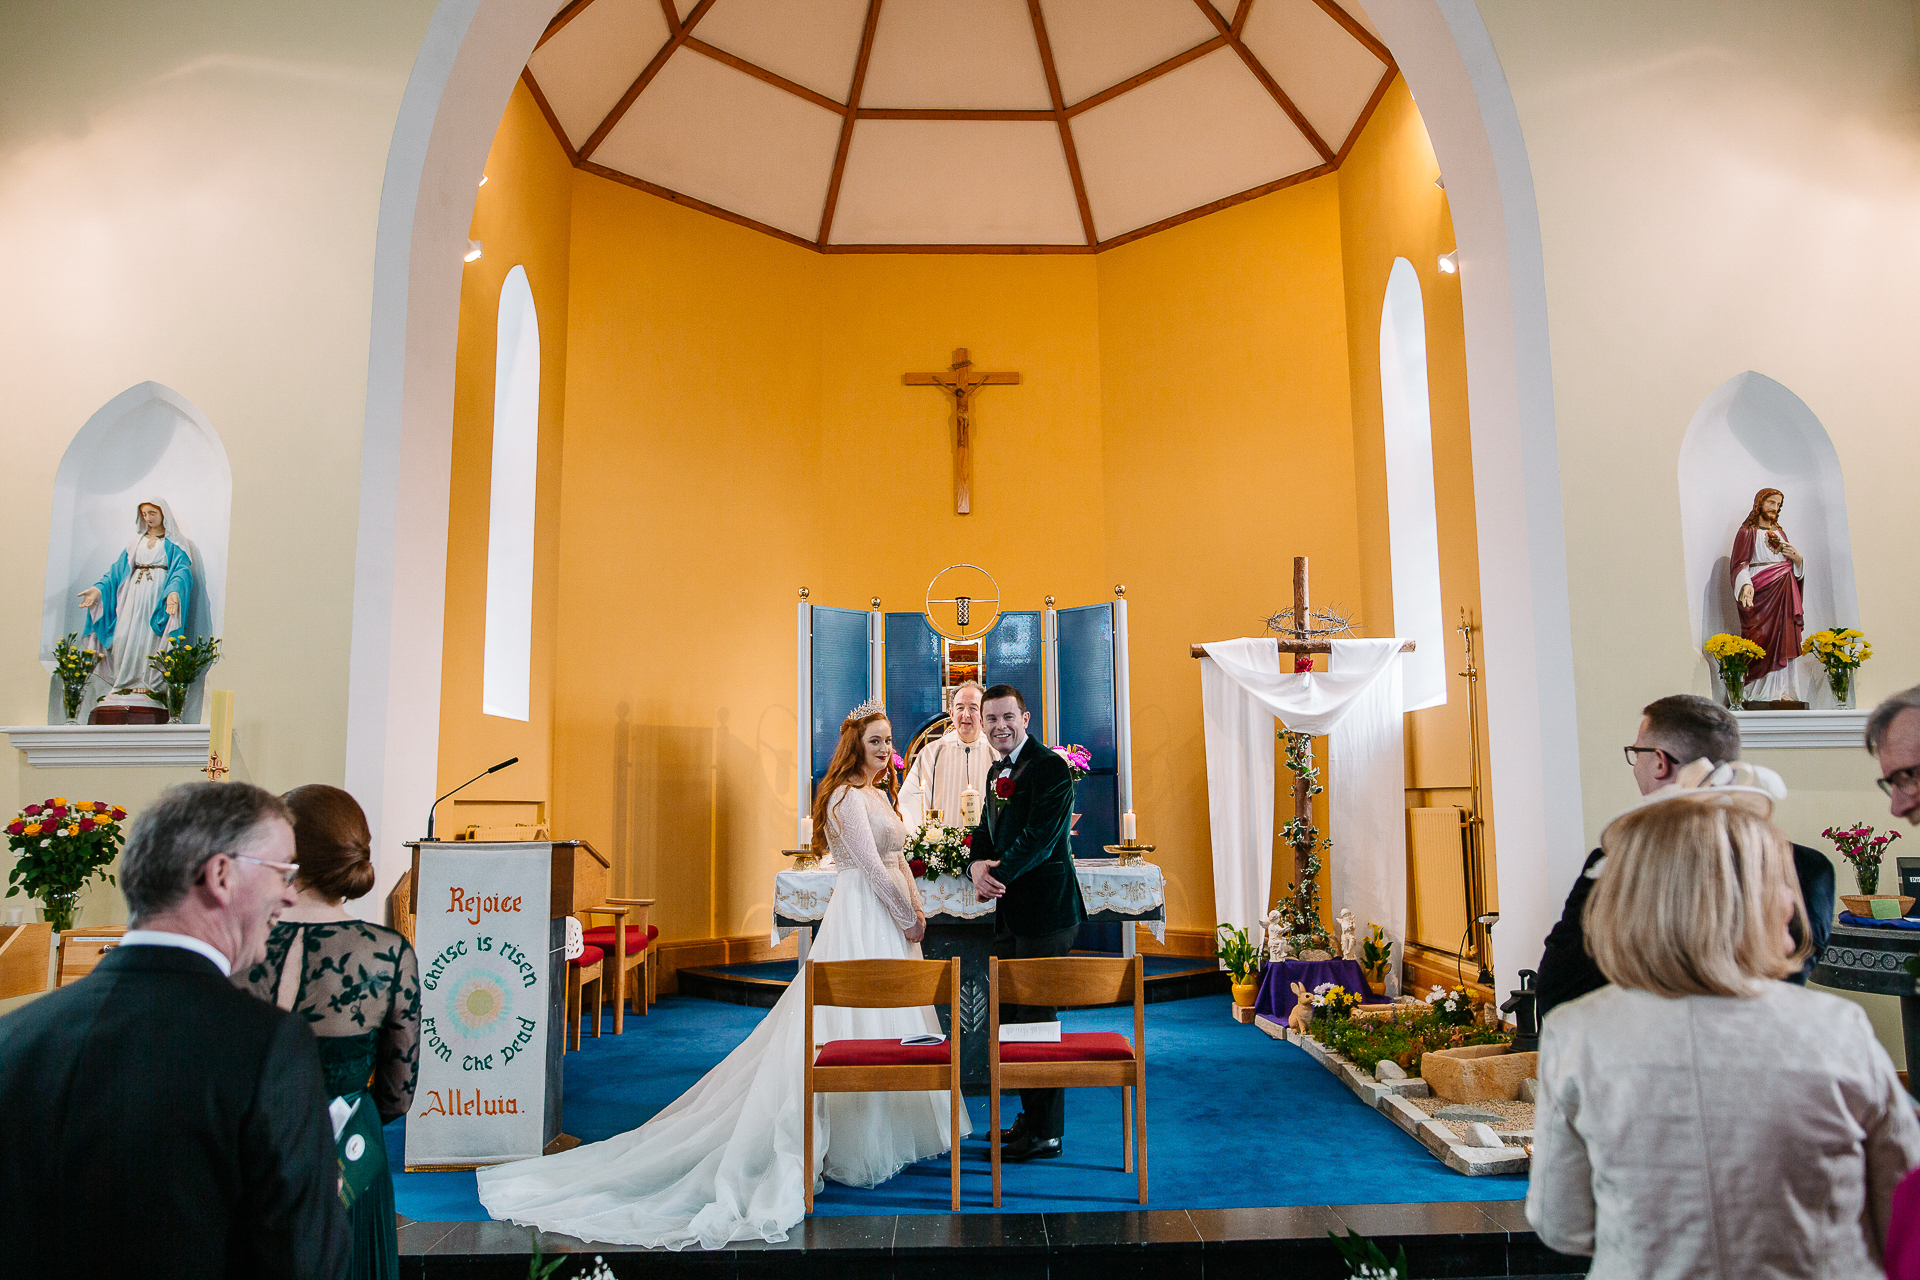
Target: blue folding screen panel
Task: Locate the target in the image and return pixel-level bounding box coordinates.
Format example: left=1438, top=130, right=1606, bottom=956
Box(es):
left=981, top=610, right=1042, bottom=714
left=1056, top=603, right=1119, bottom=863
left=810, top=606, right=871, bottom=800
left=885, top=612, right=945, bottom=748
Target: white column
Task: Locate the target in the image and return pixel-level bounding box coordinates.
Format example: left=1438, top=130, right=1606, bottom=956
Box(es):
left=1042, top=600, right=1060, bottom=745
left=869, top=599, right=886, bottom=705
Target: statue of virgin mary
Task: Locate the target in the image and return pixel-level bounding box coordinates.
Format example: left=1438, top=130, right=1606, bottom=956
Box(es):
left=76, top=499, right=195, bottom=697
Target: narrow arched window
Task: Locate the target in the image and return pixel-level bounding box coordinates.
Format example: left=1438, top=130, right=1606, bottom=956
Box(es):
left=1380, top=257, right=1447, bottom=710
left=482, top=265, right=539, bottom=721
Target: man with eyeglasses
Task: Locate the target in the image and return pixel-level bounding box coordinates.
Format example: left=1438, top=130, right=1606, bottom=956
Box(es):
left=1535, top=694, right=1834, bottom=1022
left=0, top=782, right=346, bottom=1280
left=1867, top=686, right=1920, bottom=825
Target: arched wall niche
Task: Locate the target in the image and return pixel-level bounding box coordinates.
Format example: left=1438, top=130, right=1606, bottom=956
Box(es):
left=40, top=381, right=233, bottom=723
left=1677, top=371, right=1859, bottom=706
left=1379, top=255, right=1447, bottom=712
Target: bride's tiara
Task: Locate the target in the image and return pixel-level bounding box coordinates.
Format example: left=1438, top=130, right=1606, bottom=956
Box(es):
left=843, top=696, right=887, bottom=724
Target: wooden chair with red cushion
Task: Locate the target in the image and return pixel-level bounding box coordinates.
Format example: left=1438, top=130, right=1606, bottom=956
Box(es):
left=989, top=954, right=1146, bottom=1207
left=565, top=942, right=605, bottom=1052
left=579, top=897, right=656, bottom=1033
left=803, top=957, right=962, bottom=1213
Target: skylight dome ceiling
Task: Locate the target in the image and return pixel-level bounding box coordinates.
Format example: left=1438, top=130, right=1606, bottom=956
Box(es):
left=525, top=0, right=1395, bottom=252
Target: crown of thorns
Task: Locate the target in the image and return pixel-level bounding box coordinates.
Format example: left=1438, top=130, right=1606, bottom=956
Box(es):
left=1264, top=606, right=1356, bottom=640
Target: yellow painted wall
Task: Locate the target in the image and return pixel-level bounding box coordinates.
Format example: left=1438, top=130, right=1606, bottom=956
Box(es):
left=1095, top=175, right=1360, bottom=934
left=434, top=81, right=575, bottom=830
left=1335, top=79, right=1496, bottom=936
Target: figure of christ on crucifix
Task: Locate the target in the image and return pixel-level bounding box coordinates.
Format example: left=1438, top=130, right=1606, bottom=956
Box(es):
left=903, top=347, right=1020, bottom=515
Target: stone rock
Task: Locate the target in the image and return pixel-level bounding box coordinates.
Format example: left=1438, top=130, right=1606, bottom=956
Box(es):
left=1519, top=1077, right=1538, bottom=1103
left=1468, top=1122, right=1506, bottom=1149
left=1374, top=1059, right=1408, bottom=1081
left=1421, top=1043, right=1539, bottom=1103
left=1432, top=1104, right=1504, bottom=1122
left=1298, top=949, right=1332, bottom=962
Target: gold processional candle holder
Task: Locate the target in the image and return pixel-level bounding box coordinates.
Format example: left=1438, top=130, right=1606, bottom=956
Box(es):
left=1103, top=841, right=1155, bottom=868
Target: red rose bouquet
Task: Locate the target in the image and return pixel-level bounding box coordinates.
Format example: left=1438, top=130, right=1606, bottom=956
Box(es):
left=6, top=797, right=127, bottom=931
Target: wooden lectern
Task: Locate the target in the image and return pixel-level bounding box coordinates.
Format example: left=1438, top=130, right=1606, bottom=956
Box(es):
left=402, top=839, right=608, bottom=1169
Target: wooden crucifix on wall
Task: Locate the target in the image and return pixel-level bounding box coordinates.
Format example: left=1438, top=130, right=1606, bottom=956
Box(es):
left=903, top=347, right=1020, bottom=515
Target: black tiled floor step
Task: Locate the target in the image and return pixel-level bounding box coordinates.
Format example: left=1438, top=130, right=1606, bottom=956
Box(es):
left=398, top=1200, right=1589, bottom=1279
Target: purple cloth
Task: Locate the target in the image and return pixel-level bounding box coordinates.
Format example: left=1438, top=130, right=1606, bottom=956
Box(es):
left=1254, top=958, right=1383, bottom=1021
left=1889, top=1166, right=1920, bottom=1279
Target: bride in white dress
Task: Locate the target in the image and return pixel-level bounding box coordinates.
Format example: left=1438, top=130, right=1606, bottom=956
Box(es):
left=477, top=703, right=968, bottom=1250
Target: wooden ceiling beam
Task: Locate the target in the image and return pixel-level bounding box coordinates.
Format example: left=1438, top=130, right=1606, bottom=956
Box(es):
left=1095, top=162, right=1332, bottom=251
left=1310, top=0, right=1396, bottom=68
left=519, top=67, right=579, bottom=163
left=657, top=0, right=680, bottom=31
left=579, top=161, right=819, bottom=250
left=535, top=0, right=601, bottom=53
left=579, top=0, right=718, bottom=160
left=684, top=38, right=847, bottom=114
left=1066, top=35, right=1225, bottom=117
left=1334, top=66, right=1396, bottom=165
left=856, top=107, right=1054, bottom=121
left=817, top=0, right=884, bottom=246
left=1027, top=0, right=1096, bottom=247
left=1190, top=0, right=1334, bottom=164
left=1231, top=0, right=1253, bottom=35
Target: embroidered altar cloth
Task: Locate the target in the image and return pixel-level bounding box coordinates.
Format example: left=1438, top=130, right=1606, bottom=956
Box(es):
left=772, top=859, right=1166, bottom=945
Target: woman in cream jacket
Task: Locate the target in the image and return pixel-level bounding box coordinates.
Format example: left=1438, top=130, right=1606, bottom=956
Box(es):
left=1527, top=788, right=1920, bottom=1279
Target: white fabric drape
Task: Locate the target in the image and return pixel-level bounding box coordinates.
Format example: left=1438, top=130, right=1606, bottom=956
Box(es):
left=1199, top=637, right=1407, bottom=992
left=1200, top=638, right=1279, bottom=937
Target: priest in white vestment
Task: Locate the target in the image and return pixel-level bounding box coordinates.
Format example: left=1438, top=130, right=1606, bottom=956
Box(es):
left=899, top=681, right=998, bottom=831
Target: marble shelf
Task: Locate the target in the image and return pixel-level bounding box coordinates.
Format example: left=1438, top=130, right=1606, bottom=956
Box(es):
left=1732, top=708, right=1869, bottom=750
left=2, top=723, right=211, bottom=768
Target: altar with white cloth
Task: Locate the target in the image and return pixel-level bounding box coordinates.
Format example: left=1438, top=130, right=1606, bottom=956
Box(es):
left=772, top=859, right=1166, bottom=1089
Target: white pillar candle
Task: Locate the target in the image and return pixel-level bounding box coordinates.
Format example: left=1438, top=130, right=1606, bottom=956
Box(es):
left=959, top=785, right=981, bottom=828
left=799, top=816, right=814, bottom=848
left=1121, top=810, right=1137, bottom=842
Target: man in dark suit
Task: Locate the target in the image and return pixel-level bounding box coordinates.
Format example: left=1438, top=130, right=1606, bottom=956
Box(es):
left=968, top=683, right=1087, bottom=1162
left=1536, top=694, right=1835, bottom=1022
left=0, top=781, right=348, bottom=1280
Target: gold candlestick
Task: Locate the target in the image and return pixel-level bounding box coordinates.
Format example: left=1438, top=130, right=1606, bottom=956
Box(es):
left=781, top=846, right=823, bottom=872
left=1102, top=841, right=1155, bottom=868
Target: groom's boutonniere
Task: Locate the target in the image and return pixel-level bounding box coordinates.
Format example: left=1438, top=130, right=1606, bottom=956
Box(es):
left=992, top=774, right=1015, bottom=812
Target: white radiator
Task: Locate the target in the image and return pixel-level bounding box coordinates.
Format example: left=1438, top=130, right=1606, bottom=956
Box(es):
left=1406, top=806, right=1470, bottom=953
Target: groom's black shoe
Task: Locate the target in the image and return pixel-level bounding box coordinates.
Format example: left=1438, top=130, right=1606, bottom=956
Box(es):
left=986, top=1114, right=1031, bottom=1144
left=1002, top=1133, right=1063, bottom=1163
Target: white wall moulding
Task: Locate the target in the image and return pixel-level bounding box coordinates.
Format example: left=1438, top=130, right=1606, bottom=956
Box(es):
left=1734, top=709, right=1869, bottom=751
left=2, top=724, right=212, bottom=768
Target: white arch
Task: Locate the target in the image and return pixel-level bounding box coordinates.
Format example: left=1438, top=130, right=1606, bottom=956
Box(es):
left=347, top=0, right=1583, bottom=987
left=42, top=381, right=232, bottom=723
left=1677, top=370, right=1859, bottom=703
left=1380, top=256, right=1447, bottom=712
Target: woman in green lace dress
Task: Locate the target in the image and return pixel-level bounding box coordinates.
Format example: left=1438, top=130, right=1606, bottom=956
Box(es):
left=237, top=785, right=419, bottom=1280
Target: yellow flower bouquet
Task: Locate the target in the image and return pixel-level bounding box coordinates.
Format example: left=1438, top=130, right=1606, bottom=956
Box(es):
left=1704, top=633, right=1766, bottom=709
left=1801, top=627, right=1872, bottom=705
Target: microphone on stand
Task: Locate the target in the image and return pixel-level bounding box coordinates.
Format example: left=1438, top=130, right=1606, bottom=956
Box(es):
left=424, top=757, right=519, bottom=841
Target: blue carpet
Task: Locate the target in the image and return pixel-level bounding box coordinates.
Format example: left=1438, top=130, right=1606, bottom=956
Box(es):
left=389, top=994, right=1526, bottom=1219
left=704, top=953, right=1210, bottom=981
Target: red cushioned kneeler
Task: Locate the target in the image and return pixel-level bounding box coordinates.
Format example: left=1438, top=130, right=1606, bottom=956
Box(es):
left=999, top=1032, right=1136, bottom=1064
left=813, top=1038, right=953, bottom=1068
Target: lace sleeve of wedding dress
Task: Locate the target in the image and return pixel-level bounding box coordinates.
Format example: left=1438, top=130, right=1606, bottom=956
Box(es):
left=827, top=787, right=919, bottom=932
left=904, top=861, right=924, bottom=916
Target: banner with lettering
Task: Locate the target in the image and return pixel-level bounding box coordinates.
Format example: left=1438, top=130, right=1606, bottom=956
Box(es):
left=405, top=843, right=552, bottom=1168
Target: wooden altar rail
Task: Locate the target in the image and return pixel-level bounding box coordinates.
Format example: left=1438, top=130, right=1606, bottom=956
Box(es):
left=1189, top=640, right=1416, bottom=657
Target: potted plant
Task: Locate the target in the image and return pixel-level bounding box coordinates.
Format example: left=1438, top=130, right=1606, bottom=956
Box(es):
left=5, top=797, right=127, bottom=933
left=1704, top=633, right=1766, bottom=709
left=1214, top=922, right=1262, bottom=1008
left=147, top=634, right=221, bottom=723
left=1826, top=822, right=1906, bottom=917
left=1802, top=628, right=1872, bottom=706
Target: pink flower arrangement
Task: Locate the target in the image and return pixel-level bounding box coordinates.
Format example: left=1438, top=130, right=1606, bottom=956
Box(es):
left=1052, top=743, right=1093, bottom=780
left=1825, top=822, right=1901, bottom=896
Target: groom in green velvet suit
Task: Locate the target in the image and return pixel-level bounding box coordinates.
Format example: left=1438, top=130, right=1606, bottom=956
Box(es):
left=968, top=684, right=1085, bottom=1161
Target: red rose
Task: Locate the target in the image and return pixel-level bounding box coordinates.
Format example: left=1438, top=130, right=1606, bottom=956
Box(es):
left=49, top=807, right=67, bottom=819
left=908, top=859, right=928, bottom=878
left=77, top=818, right=95, bottom=832
left=962, top=834, right=972, bottom=848
left=23, top=804, right=40, bottom=816
left=4, top=821, right=22, bottom=836
left=111, top=807, right=127, bottom=821
left=994, top=776, right=1014, bottom=799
